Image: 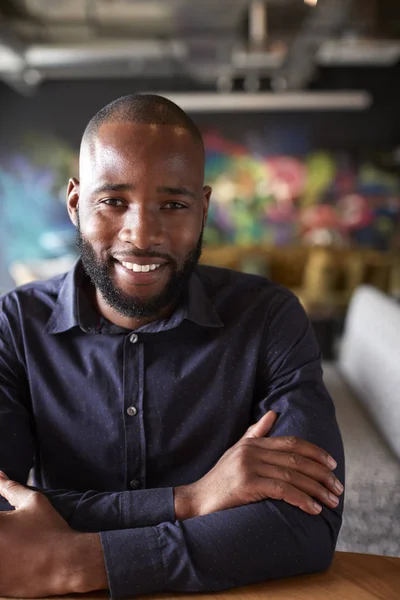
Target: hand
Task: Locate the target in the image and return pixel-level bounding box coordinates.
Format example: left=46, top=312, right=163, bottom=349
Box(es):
left=0, top=471, right=108, bottom=598
left=174, top=411, right=344, bottom=519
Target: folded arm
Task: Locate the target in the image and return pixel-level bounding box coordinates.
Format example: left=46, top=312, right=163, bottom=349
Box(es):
left=98, top=293, right=345, bottom=597
left=101, top=490, right=341, bottom=598
left=0, top=316, right=174, bottom=529
left=1, top=292, right=345, bottom=598
left=0, top=398, right=174, bottom=530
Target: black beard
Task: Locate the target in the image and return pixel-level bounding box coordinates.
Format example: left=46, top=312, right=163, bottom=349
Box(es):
left=76, top=221, right=203, bottom=320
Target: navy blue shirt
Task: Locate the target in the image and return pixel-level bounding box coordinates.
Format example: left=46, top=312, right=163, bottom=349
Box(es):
left=0, top=261, right=344, bottom=599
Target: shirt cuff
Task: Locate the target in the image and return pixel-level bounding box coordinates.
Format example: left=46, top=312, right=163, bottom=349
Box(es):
left=100, top=527, right=165, bottom=599
left=0, top=497, right=13, bottom=511
left=120, top=486, right=174, bottom=528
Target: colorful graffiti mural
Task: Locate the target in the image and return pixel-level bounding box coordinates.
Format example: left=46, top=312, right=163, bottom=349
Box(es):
left=203, top=131, right=400, bottom=250
left=0, top=134, right=77, bottom=270
left=1, top=128, right=400, bottom=287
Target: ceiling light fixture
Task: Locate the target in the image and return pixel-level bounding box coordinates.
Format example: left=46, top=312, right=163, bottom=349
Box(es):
left=304, top=0, right=318, bottom=6
left=153, top=92, right=371, bottom=113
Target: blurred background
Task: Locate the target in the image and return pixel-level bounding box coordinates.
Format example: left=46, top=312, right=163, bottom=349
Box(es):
left=1, top=0, right=400, bottom=326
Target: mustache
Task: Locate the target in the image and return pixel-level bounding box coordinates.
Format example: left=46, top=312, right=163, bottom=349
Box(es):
left=111, top=251, right=174, bottom=262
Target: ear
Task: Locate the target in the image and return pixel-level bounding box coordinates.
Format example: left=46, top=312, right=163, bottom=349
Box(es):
left=67, top=178, right=80, bottom=227
left=202, top=186, right=212, bottom=228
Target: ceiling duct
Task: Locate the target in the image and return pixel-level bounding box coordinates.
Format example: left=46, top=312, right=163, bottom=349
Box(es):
left=273, top=0, right=353, bottom=90
left=318, top=38, right=400, bottom=66
left=0, top=37, right=189, bottom=91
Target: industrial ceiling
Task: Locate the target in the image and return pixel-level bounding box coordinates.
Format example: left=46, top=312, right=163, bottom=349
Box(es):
left=0, top=0, right=399, bottom=96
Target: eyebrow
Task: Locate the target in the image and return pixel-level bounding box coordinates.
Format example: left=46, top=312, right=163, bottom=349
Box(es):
left=92, top=183, right=134, bottom=195
left=156, top=186, right=197, bottom=200
left=91, top=183, right=197, bottom=200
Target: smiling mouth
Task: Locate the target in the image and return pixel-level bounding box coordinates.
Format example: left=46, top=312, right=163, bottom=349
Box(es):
left=115, top=259, right=169, bottom=285
left=120, top=260, right=163, bottom=273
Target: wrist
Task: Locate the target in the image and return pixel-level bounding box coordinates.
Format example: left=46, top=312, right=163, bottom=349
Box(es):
left=63, top=532, right=108, bottom=594
left=174, top=484, right=199, bottom=520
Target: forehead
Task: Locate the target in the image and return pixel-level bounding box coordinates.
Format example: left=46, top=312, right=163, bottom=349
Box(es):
left=80, top=122, right=204, bottom=185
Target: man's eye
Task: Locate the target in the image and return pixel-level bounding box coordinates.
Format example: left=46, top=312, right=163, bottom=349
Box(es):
left=163, top=202, right=187, bottom=210
left=102, top=198, right=124, bottom=207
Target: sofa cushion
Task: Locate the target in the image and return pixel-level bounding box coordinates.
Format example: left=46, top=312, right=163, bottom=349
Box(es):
left=338, top=285, right=400, bottom=462
left=323, top=362, right=400, bottom=557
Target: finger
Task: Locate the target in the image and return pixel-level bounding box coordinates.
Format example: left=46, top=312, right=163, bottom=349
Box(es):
left=0, top=472, right=32, bottom=509
left=254, top=477, right=324, bottom=516
left=253, top=449, right=343, bottom=496
left=244, top=436, right=338, bottom=470
left=243, top=411, right=278, bottom=439
left=254, top=463, right=341, bottom=509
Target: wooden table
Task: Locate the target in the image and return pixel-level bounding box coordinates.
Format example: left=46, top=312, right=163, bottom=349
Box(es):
left=3, top=552, right=399, bottom=600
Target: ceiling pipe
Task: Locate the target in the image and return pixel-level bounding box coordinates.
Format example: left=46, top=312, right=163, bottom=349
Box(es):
left=24, top=39, right=187, bottom=68
left=248, top=0, right=268, bottom=51
left=229, top=0, right=275, bottom=84
left=273, top=0, right=353, bottom=91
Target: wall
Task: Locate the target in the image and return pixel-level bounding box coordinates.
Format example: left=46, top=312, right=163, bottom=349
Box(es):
left=0, top=65, right=400, bottom=288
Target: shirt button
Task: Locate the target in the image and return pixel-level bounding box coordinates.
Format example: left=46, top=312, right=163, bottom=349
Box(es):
left=130, top=479, right=140, bottom=490
left=126, top=406, right=137, bottom=417
left=129, top=333, right=138, bottom=344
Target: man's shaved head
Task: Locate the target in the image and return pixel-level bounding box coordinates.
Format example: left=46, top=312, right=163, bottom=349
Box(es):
left=68, top=92, right=211, bottom=329
left=81, top=93, right=204, bottom=155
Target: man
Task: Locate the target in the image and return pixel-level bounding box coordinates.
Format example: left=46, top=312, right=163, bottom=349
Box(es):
left=0, top=94, right=344, bottom=598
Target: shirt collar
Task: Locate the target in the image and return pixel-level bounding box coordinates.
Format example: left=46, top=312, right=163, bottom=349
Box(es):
left=45, top=261, right=223, bottom=335
left=45, top=260, right=83, bottom=334
left=184, top=268, right=223, bottom=329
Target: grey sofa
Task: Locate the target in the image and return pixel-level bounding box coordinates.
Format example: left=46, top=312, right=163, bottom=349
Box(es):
left=322, top=285, right=400, bottom=557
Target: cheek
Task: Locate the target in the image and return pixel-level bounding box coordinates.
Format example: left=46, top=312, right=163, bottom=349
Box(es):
left=80, top=212, right=116, bottom=249
left=167, top=214, right=201, bottom=240
left=168, top=224, right=201, bottom=259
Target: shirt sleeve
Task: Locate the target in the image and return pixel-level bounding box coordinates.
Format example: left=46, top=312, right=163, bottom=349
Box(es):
left=0, top=312, right=174, bottom=528
left=99, top=291, right=345, bottom=598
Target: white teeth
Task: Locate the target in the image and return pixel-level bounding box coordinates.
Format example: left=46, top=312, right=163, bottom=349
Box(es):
left=121, top=261, right=162, bottom=273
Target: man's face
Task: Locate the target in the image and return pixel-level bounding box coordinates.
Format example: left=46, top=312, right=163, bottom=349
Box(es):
left=67, top=122, right=211, bottom=319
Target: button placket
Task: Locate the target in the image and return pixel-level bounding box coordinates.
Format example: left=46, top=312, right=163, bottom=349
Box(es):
left=123, top=333, right=142, bottom=492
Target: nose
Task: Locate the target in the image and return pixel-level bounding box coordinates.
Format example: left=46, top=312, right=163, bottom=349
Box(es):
left=118, top=205, right=164, bottom=250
